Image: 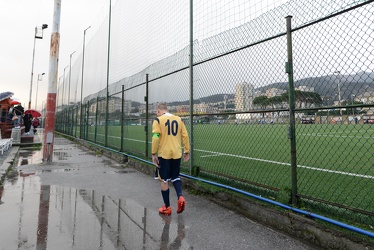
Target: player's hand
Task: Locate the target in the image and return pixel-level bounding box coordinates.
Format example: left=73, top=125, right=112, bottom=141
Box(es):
left=183, top=153, right=190, bottom=162
left=152, top=154, right=159, bottom=167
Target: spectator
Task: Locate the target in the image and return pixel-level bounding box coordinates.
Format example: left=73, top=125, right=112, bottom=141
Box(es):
left=23, top=113, right=33, bottom=134
left=13, top=104, right=24, bottom=128
left=32, top=117, right=40, bottom=134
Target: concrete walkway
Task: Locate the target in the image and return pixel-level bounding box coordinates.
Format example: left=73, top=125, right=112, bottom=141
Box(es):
left=0, top=130, right=320, bottom=249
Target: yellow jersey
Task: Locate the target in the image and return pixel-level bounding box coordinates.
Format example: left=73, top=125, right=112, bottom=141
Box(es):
left=152, top=113, right=190, bottom=159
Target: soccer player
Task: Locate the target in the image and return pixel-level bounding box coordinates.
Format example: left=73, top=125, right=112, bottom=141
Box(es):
left=152, top=102, right=190, bottom=215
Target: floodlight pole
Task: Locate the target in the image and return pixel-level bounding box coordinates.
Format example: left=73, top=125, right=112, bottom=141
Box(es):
left=57, top=76, right=63, bottom=112
left=68, top=51, right=76, bottom=108
left=35, top=73, right=45, bottom=110
left=68, top=51, right=76, bottom=136
left=105, top=0, right=112, bottom=147
left=80, top=26, right=91, bottom=139
left=29, top=24, right=48, bottom=109
left=62, top=66, right=69, bottom=107
left=62, top=65, right=69, bottom=133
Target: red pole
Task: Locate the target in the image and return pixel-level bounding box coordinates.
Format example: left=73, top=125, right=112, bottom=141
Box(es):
left=43, top=0, right=61, bottom=162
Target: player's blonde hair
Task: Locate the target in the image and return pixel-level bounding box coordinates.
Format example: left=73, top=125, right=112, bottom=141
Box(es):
left=157, top=102, right=168, bottom=111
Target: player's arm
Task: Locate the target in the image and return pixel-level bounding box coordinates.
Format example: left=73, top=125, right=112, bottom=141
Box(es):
left=151, top=119, right=161, bottom=166
left=152, top=132, right=160, bottom=155
left=151, top=118, right=161, bottom=155
left=180, top=120, right=190, bottom=154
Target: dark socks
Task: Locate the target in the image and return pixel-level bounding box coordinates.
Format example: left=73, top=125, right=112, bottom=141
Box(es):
left=161, top=189, right=170, bottom=208
left=173, top=180, right=182, bottom=199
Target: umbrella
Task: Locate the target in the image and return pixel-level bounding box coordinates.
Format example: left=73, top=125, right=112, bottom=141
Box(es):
left=10, top=100, right=21, bottom=105
left=24, top=109, right=41, bottom=118
left=0, top=92, right=14, bottom=101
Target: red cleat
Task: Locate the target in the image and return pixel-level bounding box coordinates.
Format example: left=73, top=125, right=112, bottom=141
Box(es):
left=177, top=196, right=186, bottom=214
left=158, top=205, right=172, bottom=215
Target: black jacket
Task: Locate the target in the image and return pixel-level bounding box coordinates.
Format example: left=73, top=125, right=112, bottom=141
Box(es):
left=14, top=105, right=24, bottom=115
left=24, top=113, right=33, bottom=125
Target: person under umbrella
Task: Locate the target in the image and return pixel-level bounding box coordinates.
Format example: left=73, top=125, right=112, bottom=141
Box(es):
left=32, top=117, right=40, bottom=134
left=13, top=104, right=24, bottom=128
left=5, top=103, right=14, bottom=122
left=23, top=112, right=33, bottom=134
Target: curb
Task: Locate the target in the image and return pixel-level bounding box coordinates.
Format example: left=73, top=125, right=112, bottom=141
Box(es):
left=0, top=146, right=19, bottom=183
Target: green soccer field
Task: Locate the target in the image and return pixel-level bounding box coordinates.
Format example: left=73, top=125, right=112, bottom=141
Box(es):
left=82, top=123, right=374, bottom=213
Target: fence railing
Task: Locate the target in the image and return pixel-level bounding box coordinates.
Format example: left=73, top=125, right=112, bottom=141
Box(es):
left=53, top=0, right=374, bottom=234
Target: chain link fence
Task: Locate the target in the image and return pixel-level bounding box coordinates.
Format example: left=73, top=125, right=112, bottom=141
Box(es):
left=53, top=0, right=374, bottom=233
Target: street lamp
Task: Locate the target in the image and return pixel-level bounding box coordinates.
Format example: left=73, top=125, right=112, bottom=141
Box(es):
left=28, top=24, right=48, bottom=109
left=68, top=51, right=76, bottom=107
left=80, top=26, right=91, bottom=139
left=57, top=76, right=63, bottom=112
left=35, top=73, right=45, bottom=110
left=62, top=65, right=69, bottom=134
left=62, top=66, right=69, bottom=107
left=68, top=51, right=76, bottom=135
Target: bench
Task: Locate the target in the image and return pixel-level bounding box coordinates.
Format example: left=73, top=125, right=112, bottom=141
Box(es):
left=0, top=131, right=13, bottom=155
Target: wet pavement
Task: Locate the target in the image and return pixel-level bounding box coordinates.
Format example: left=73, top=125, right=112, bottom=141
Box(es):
left=0, top=132, right=317, bottom=250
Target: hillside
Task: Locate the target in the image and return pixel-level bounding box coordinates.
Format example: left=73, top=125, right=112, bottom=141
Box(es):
left=132, top=72, right=373, bottom=106
left=256, top=71, right=374, bottom=101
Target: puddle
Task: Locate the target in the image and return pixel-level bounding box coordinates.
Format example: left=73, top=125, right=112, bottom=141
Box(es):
left=104, top=170, right=136, bottom=174
left=17, top=149, right=44, bottom=166
left=36, top=168, right=77, bottom=173
left=0, top=173, right=192, bottom=249
left=53, top=151, right=69, bottom=160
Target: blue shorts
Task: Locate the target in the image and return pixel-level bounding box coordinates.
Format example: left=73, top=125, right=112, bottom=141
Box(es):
left=158, top=158, right=181, bottom=183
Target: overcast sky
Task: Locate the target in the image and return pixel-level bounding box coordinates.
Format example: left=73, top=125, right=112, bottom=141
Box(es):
left=0, top=0, right=108, bottom=110
left=3, top=0, right=367, bottom=110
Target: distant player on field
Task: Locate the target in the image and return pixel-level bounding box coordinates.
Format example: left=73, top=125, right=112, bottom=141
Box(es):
left=152, top=102, right=190, bottom=215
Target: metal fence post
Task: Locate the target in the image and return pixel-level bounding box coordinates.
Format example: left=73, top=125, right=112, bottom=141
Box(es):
left=286, top=15, right=298, bottom=206
left=85, top=100, right=89, bottom=140
left=95, top=96, right=99, bottom=143
left=105, top=0, right=112, bottom=147
left=65, top=109, right=68, bottom=134
left=189, top=0, right=195, bottom=176
left=145, top=74, right=149, bottom=159
left=71, top=106, right=75, bottom=136
left=121, top=85, right=124, bottom=152
left=74, top=105, right=78, bottom=137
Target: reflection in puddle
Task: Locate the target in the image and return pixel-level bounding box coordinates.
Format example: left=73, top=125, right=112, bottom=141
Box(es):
left=20, top=158, right=29, bottom=166
left=53, top=151, right=69, bottom=160
left=0, top=174, right=192, bottom=249
left=103, top=170, right=136, bottom=174
left=17, top=149, right=44, bottom=166
left=39, top=169, right=77, bottom=173
left=0, top=186, right=3, bottom=205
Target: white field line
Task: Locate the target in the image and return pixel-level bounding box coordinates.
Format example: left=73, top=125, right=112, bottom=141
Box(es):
left=299, top=133, right=373, bottom=139
left=200, top=154, right=222, bottom=158
left=195, top=149, right=374, bottom=179
left=92, top=134, right=374, bottom=179
left=94, top=134, right=144, bottom=143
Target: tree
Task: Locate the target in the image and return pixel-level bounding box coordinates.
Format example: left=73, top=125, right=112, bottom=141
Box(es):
left=269, top=95, right=286, bottom=121
left=269, top=96, right=284, bottom=109
left=301, top=91, right=323, bottom=107
left=253, top=96, right=270, bottom=109
left=280, top=91, right=322, bottom=108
